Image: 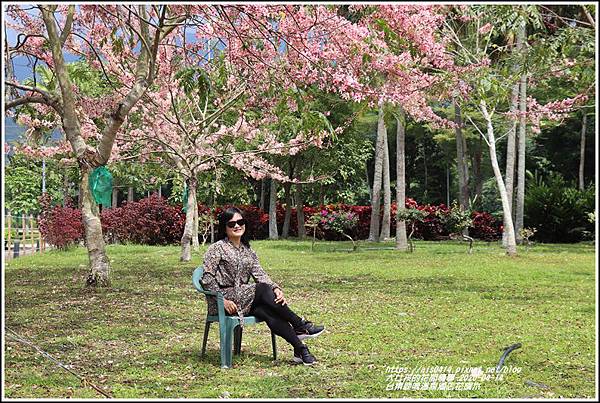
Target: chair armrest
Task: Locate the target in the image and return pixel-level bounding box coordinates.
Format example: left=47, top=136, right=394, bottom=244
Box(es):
left=195, top=288, right=219, bottom=297
left=215, top=292, right=227, bottom=320
left=192, top=266, right=228, bottom=319
left=197, top=288, right=228, bottom=319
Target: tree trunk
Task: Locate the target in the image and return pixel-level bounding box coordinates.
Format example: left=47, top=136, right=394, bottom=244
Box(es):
left=579, top=113, right=587, bottom=190
left=112, top=187, right=118, bottom=208
left=423, top=143, right=428, bottom=192
left=269, top=179, right=279, bottom=240
left=480, top=101, right=517, bottom=256
left=473, top=136, right=483, bottom=199
left=128, top=186, right=134, bottom=203
left=192, top=197, right=200, bottom=251
left=180, top=178, right=197, bottom=262
left=502, top=25, right=522, bottom=247
left=380, top=127, right=391, bottom=240
left=259, top=179, right=266, bottom=211
left=368, top=102, right=386, bottom=242
left=282, top=182, right=292, bottom=238
left=319, top=183, right=326, bottom=206
left=515, top=24, right=527, bottom=244
left=454, top=99, right=470, bottom=211
left=210, top=191, right=216, bottom=244
left=296, top=182, right=306, bottom=239
left=395, top=107, right=408, bottom=251
left=365, top=163, right=372, bottom=201
left=81, top=168, right=111, bottom=286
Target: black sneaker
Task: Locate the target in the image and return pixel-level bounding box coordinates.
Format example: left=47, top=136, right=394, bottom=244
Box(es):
left=293, top=345, right=317, bottom=366
left=295, top=319, right=325, bottom=340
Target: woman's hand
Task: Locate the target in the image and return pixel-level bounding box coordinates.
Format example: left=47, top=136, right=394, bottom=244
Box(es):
left=273, top=287, right=287, bottom=305
left=224, top=299, right=238, bottom=314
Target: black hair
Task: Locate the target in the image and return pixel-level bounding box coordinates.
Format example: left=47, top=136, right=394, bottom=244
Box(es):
left=216, top=206, right=251, bottom=247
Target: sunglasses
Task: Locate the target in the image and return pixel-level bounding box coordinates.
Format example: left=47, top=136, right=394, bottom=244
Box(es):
left=226, top=219, right=246, bottom=228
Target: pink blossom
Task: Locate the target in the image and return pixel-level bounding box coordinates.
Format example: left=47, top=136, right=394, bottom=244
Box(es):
left=478, top=23, right=493, bottom=35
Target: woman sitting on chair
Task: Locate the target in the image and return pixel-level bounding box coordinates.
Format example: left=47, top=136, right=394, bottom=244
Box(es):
left=201, top=206, right=325, bottom=365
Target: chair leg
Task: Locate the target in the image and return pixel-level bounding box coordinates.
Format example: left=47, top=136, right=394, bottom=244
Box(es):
left=220, top=322, right=234, bottom=368
left=201, top=321, right=210, bottom=358
left=233, top=325, right=243, bottom=355
left=271, top=331, right=277, bottom=361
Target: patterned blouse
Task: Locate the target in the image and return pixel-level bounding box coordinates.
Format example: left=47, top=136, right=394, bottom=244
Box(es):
left=201, top=238, right=280, bottom=327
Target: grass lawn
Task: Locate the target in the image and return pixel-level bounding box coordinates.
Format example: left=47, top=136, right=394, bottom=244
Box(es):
left=3, top=239, right=596, bottom=398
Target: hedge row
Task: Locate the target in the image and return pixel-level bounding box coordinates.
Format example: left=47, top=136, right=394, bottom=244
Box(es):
left=38, top=195, right=502, bottom=249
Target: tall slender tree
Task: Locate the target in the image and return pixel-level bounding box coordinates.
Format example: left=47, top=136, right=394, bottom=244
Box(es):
left=453, top=98, right=470, bottom=214
left=368, top=102, right=386, bottom=242
left=380, top=123, right=391, bottom=240
left=502, top=26, right=523, bottom=247
left=395, top=107, right=408, bottom=251
left=514, top=20, right=528, bottom=243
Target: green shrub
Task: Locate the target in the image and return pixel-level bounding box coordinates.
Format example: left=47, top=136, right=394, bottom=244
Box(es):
left=524, top=173, right=595, bottom=243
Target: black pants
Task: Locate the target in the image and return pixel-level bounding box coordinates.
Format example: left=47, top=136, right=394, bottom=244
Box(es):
left=249, top=283, right=304, bottom=348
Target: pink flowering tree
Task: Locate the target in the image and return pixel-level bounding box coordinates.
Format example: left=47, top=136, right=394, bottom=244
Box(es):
left=123, top=58, right=333, bottom=261
left=121, top=6, right=347, bottom=261
left=338, top=5, right=477, bottom=247
left=120, top=5, right=466, bottom=261
left=442, top=5, right=591, bottom=256
left=5, top=5, right=187, bottom=286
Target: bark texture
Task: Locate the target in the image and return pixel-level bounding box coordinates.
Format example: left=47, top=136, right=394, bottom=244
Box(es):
left=296, top=182, right=306, bottom=239
left=579, top=113, right=587, bottom=190
left=481, top=101, right=517, bottom=256
left=81, top=168, right=111, bottom=286
left=368, top=103, right=386, bottom=242
left=180, top=179, right=197, bottom=262
left=269, top=179, right=279, bottom=240
left=454, top=99, right=470, bottom=211
left=395, top=107, right=408, bottom=251
left=380, top=129, right=391, bottom=240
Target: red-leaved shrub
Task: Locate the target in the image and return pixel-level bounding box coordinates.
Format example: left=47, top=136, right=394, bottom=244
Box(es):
left=468, top=211, right=502, bottom=241
left=38, top=194, right=84, bottom=249
left=101, top=195, right=186, bottom=245
left=38, top=194, right=502, bottom=247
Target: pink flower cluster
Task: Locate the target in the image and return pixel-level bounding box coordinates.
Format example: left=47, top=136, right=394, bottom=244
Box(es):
left=505, top=94, right=588, bottom=134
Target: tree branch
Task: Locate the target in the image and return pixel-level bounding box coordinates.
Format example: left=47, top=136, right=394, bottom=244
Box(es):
left=5, top=81, right=63, bottom=113
left=581, top=5, right=595, bottom=28
left=40, top=5, right=88, bottom=159
left=197, top=83, right=247, bottom=128
left=5, top=95, right=50, bottom=109
left=95, top=5, right=156, bottom=166
left=59, top=5, right=75, bottom=46
left=465, top=113, right=491, bottom=147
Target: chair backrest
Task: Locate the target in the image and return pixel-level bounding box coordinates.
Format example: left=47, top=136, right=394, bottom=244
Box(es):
left=192, top=266, right=205, bottom=292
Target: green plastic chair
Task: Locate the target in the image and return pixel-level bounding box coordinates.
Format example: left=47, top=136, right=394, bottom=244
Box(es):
left=192, top=266, right=277, bottom=368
